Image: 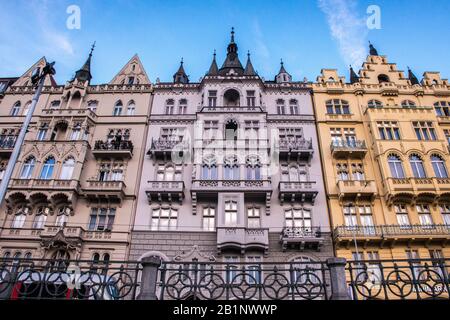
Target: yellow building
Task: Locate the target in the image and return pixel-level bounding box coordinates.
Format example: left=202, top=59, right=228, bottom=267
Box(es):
left=313, top=44, right=450, bottom=262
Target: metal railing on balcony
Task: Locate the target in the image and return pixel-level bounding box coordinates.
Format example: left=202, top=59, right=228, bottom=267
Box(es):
left=93, top=140, right=133, bottom=153
left=334, top=224, right=450, bottom=239
left=197, top=105, right=264, bottom=113
left=150, top=138, right=188, bottom=151
left=330, top=140, right=366, bottom=150
left=0, top=136, right=17, bottom=149
left=281, top=227, right=322, bottom=239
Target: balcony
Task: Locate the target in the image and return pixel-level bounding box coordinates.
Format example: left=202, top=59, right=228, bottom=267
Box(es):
left=278, top=181, right=318, bottom=204
left=148, top=138, right=189, bottom=160
left=197, top=106, right=264, bottom=113
left=217, top=227, right=269, bottom=254
left=9, top=179, right=79, bottom=192
left=0, top=136, right=17, bottom=156
left=333, top=224, right=450, bottom=247
left=40, top=225, right=84, bottom=240
left=277, top=138, right=313, bottom=161
left=330, top=140, right=367, bottom=159
left=191, top=179, right=272, bottom=194
left=337, top=180, right=377, bottom=200
left=82, top=180, right=126, bottom=202
left=145, top=181, right=185, bottom=204
left=196, top=139, right=269, bottom=151
left=40, top=225, right=129, bottom=243
left=41, top=108, right=97, bottom=122
left=92, top=140, right=133, bottom=159
left=280, top=227, right=324, bottom=251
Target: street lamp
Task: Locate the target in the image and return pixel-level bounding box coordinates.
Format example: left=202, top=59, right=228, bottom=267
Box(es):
left=0, top=62, right=56, bottom=206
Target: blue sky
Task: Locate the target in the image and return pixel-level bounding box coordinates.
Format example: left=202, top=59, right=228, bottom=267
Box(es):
left=0, top=0, right=449, bottom=84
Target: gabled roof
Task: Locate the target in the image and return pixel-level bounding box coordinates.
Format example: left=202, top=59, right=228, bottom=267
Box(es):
left=12, top=57, right=57, bottom=87
left=109, top=54, right=151, bottom=85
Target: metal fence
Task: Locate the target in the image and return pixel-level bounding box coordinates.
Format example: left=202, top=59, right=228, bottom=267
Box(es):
left=157, top=261, right=330, bottom=300
left=0, top=258, right=141, bottom=300
left=1, top=257, right=449, bottom=300
left=347, top=258, right=450, bottom=300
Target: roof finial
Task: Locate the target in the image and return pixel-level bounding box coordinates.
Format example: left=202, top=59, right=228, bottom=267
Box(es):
left=368, top=41, right=379, bottom=56
left=213, top=49, right=216, bottom=58
left=280, top=58, right=284, bottom=66
left=90, top=41, right=96, bottom=57
left=231, top=27, right=235, bottom=43
left=247, top=50, right=250, bottom=58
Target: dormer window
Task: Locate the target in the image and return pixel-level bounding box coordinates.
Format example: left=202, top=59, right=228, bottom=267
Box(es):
left=127, top=76, right=135, bottom=85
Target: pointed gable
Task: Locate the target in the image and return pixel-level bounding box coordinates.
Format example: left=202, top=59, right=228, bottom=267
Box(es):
left=109, top=54, right=150, bottom=85
left=12, top=57, right=57, bottom=87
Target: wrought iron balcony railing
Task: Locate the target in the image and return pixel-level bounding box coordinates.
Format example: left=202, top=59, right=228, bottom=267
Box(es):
left=330, top=140, right=367, bottom=159
left=280, top=227, right=324, bottom=251
left=0, top=136, right=17, bottom=149
left=92, top=140, right=133, bottom=159
left=334, top=224, right=450, bottom=239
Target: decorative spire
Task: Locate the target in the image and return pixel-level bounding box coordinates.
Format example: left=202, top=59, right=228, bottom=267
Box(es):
left=74, top=42, right=95, bottom=82
left=219, top=27, right=244, bottom=75
left=369, top=41, right=379, bottom=56
left=207, top=50, right=219, bottom=76
left=173, top=58, right=189, bottom=84
left=350, top=65, right=359, bottom=84
left=407, top=66, right=420, bottom=85
left=244, top=51, right=256, bottom=76
left=278, top=59, right=288, bottom=74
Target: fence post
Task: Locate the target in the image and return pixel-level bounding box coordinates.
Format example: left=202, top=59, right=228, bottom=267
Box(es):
left=326, top=257, right=351, bottom=300
left=138, top=256, right=161, bottom=300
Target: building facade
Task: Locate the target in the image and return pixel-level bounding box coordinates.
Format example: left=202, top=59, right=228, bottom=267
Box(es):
left=130, top=30, right=333, bottom=265
left=0, top=50, right=153, bottom=262
left=313, top=44, right=450, bottom=261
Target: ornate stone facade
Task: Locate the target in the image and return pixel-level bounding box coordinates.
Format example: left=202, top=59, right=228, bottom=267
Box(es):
left=130, top=31, right=333, bottom=264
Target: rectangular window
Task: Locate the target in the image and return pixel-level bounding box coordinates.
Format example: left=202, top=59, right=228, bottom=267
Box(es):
left=336, top=163, right=349, bottom=181
left=377, top=121, right=400, bottom=140
left=88, top=208, right=116, bottom=231
left=413, top=121, right=437, bottom=141
left=208, top=91, right=217, bottom=107
left=417, top=204, right=433, bottom=228
left=439, top=205, right=450, bottom=226
left=359, top=205, right=375, bottom=234
left=151, top=207, right=178, bottom=231
left=37, top=124, right=48, bottom=141
left=244, top=121, right=259, bottom=140
left=330, top=128, right=342, bottom=146
left=406, top=250, right=422, bottom=280
left=285, top=208, right=311, bottom=230
left=395, top=205, right=411, bottom=228
left=247, top=207, right=261, bottom=228
left=202, top=207, right=215, bottom=231
left=343, top=205, right=357, bottom=229
left=366, top=251, right=382, bottom=284
left=204, top=121, right=219, bottom=141
left=224, top=256, right=239, bottom=283
left=351, top=163, right=365, bottom=180
left=224, top=201, right=238, bottom=226
left=246, top=91, right=256, bottom=107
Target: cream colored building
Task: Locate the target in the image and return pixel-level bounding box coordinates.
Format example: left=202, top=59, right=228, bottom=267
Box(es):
left=0, top=49, right=152, bottom=262
left=313, top=44, right=450, bottom=261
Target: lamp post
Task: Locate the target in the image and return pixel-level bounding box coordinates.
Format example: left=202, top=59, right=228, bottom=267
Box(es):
left=0, top=62, right=56, bottom=206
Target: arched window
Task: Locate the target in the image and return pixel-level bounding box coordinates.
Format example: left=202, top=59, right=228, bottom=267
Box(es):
left=60, top=157, right=75, bottom=180
left=378, top=74, right=390, bottom=83
left=20, top=157, right=36, bottom=179
left=32, top=206, right=50, bottom=229
left=434, top=101, right=450, bottom=117
left=165, top=99, right=174, bottom=115
left=276, top=99, right=285, bottom=115
left=368, top=100, right=383, bottom=108
left=225, top=119, right=238, bottom=141
left=224, top=156, right=240, bottom=180
left=246, top=156, right=261, bottom=180
left=178, top=99, right=187, bottom=114
left=326, top=99, right=350, bottom=114
left=127, top=100, right=136, bottom=115
left=50, top=250, right=70, bottom=270
left=401, top=100, right=416, bottom=108
left=113, top=101, right=123, bottom=116
left=11, top=101, right=21, bottom=116
left=55, top=206, right=71, bottom=227
left=388, top=154, right=405, bottom=178
left=289, top=99, right=299, bottom=115
left=22, top=101, right=31, bottom=116
left=289, top=166, right=299, bottom=181
left=223, top=89, right=240, bottom=107
left=87, top=100, right=98, bottom=112
left=39, top=157, right=55, bottom=179
left=409, top=154, right=426, bottom=178
left=201, top=155, right=217, bottom=180
left=431, top=155, right=448, bottom=178
left=11, top=205, right=29, bottom=229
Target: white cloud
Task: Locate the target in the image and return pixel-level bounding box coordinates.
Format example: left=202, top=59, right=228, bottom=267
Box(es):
left=318, top=0, right=368, bottom=67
